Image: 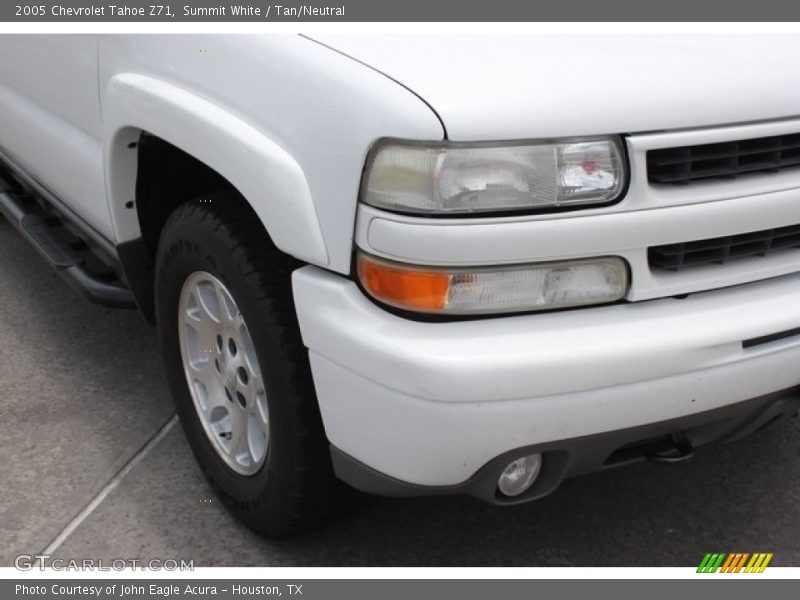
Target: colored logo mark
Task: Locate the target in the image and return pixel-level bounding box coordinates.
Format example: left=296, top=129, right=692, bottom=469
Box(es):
left=697, top=553, right=773, bottom=573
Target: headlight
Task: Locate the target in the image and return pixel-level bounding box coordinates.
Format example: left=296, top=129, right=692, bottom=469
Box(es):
left=357, top=253, right=629, bottom=315
left=361, top=137, right=626, bottom=215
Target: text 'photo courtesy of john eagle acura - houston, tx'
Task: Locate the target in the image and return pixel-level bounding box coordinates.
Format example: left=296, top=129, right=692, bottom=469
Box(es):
left=1, top=34, right=800, bottom=537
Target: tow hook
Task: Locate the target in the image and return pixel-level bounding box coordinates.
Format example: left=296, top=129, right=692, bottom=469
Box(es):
left=647, top=432, right=694, bottom=464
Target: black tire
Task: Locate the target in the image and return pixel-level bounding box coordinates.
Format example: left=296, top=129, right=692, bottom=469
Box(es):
left=154, top=192, right=349, bottom=537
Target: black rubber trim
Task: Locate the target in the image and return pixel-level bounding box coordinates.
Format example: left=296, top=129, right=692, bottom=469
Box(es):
left=330, top=388, right=800, bottom=505
left=116, top=237, right=155, bottom=322
left=743, top=326, right=800, bottom=349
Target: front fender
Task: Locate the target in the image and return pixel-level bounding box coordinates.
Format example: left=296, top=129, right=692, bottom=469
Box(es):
left=103, top=73, right=328, bottom=266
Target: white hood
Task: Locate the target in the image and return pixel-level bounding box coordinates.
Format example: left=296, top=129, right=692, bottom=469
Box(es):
left=310, top=34, right=800, bottom=140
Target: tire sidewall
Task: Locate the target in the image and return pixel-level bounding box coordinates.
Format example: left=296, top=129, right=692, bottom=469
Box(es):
left=155, top=214, right=297, bottom=519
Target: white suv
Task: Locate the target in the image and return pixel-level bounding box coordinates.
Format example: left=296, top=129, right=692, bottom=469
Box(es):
left=1, top=34, right=799, bottom=536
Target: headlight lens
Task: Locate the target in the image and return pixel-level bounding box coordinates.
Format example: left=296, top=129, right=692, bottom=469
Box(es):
left=361, top=137, right=625, bottom=215
left=357, top=253, right=628, bottom=315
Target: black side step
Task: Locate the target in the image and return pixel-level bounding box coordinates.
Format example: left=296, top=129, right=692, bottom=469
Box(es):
left=0, top=177, right=136, bottom=309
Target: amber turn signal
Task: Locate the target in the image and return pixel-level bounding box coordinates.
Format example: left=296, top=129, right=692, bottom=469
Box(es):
left=357, top=254, right=450, bottom=311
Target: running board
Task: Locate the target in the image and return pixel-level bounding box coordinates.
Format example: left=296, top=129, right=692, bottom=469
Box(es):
left=0, top=178, right=136, bottom=309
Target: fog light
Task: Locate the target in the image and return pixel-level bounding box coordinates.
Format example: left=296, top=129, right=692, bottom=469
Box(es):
left=497, top=454, right=542, bottom=497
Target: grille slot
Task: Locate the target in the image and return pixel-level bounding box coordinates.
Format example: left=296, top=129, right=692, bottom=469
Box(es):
left=648, top=133, right=800, bottom=185
left=649, top=224, right=800, bottom=271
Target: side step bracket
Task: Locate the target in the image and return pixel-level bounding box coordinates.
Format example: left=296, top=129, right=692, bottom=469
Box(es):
left=0, top=176, right=136, bottom=309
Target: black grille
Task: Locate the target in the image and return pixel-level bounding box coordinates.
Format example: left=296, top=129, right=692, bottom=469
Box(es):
left=649, top=224, right=800, bottom=271
left=647, top=133, right=800, bottom=185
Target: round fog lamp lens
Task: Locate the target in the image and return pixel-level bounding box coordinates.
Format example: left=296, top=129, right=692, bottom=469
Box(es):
left=497, top=454, right=542, bottom=497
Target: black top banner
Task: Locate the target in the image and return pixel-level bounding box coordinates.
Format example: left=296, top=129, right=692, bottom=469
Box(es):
left=3, top=0, right=800, bottom=22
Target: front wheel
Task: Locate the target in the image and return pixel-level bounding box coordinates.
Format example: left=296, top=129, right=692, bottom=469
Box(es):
left=154, top=193, right=348, bottom=537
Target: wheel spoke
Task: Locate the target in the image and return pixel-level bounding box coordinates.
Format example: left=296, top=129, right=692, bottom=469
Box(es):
left=186, top=368, right=219, bottom=420
left=184, top=317, right=218, bottom=360
left=246, top=412, right=268, bottom=466
left=190, top=363, right=212, bottom=390
left=227, top=410, right=247, bottom=461
left=250, top=375, right=269, bottom=426
left=201, top=369, right=226, bottom=407
left=193, top=280, right=223, bottom=323
left=238, top=323, right=261, bottom=378
left=215, top=280, right=239, bottom=324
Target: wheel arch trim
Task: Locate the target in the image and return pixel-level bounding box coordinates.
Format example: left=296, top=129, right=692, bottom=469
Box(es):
left=102, top=73, right=329, bottom=266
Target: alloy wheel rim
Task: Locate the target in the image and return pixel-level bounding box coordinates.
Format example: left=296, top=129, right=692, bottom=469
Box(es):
left=178, top=271, right=269, bottom=475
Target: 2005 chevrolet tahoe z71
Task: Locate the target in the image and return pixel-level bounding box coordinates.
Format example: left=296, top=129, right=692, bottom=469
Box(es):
left=2, top=34, right=800, bottom=536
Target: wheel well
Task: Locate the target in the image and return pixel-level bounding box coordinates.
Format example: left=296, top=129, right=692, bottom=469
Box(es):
left=135, top=134, right=233, bottom=257
left=119, top=133, right=238, bottom=323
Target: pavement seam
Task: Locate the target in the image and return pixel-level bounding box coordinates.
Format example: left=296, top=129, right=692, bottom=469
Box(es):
left=36, top=414, right=179, bottom=561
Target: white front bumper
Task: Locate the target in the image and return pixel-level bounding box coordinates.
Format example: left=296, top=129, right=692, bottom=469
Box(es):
left=293, top=267, right=800, bottom=487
